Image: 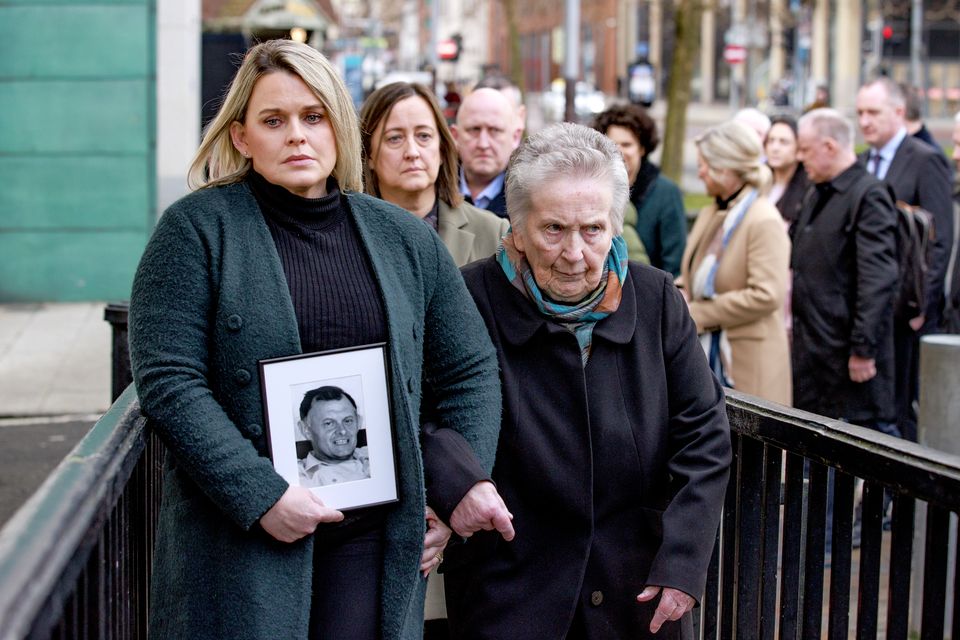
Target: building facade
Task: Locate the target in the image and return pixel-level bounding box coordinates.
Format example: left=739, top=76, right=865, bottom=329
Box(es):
left=0, top=0, right=159, bottom=301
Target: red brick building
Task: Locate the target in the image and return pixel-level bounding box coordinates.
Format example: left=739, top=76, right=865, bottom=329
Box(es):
left=487, top=0, right=621, bottom=95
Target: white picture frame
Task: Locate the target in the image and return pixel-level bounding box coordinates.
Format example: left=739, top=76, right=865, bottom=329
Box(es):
left=258, top=343, right=398, bottom=511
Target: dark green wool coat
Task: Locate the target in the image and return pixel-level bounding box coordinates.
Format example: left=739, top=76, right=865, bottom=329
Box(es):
left=632, top=175, right=687, bottom=277
left=129, top=183, right=502, bottom=640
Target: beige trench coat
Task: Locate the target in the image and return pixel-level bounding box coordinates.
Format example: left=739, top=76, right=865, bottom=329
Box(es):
left=679, top=189, right=793, bottom=405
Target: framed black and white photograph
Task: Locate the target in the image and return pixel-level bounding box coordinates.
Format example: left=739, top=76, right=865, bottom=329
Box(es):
left=259, top=343, right=398, bottom=511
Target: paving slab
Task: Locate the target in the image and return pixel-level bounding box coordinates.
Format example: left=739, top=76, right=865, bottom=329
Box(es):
left=0, top=303, right=111, bottom=417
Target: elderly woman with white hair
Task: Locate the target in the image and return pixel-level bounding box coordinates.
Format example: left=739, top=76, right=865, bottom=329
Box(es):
left=442, top=123, right=731, bottom=639
left=679, top=119, right=792, bottom=405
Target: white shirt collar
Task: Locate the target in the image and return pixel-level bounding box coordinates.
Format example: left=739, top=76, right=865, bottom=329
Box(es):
left=875, top=127, right=908, bottom=163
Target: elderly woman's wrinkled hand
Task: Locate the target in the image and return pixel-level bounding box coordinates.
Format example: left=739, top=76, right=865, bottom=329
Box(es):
left=636, top=585, right=695, bottom=634
left=259, top=485, right=344, bottom=543
left=450, top=481, right=515, bottom=541
left=420, top=506, right=452, bottom=577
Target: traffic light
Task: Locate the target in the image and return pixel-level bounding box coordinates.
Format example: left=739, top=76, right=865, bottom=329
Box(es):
left=438, top=34, right=462, bottom=62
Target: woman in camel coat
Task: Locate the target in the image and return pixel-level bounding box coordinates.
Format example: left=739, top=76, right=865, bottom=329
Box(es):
left=679, top=120, right=792, bottom=405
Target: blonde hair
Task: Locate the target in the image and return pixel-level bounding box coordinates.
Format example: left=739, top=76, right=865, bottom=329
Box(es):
left=188, top=40, right=363, bottom=192
left=695, top=119, right=772, bottom=192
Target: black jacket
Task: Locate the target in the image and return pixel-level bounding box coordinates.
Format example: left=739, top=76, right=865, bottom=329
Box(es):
left=790, top=163, right=899, bottom=423
left=466, top=179, right=508, bottom=218
left=860, top=134, right=954, bottom=329
left=942, top=189, right=960, bottom=333
left=444, top=258, right=731, bottom=639
left=482, top=187, right=507, bottom=218
left=774, top=163, right=811, bottom=223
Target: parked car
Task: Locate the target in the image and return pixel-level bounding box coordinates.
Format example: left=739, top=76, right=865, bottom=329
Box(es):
left=539, top=79, right=609, bottom=123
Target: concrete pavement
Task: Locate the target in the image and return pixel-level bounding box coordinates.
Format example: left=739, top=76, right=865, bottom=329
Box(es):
left=0, top=303, right=112, bottom=417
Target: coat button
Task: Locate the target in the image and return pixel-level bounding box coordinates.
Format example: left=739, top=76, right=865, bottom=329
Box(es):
left=226, top=314, right=243, bottom=331
left=590, top=591, right=603, bottom=606
left=235, top=369, right=251, bottom=385
left=247, top=423, right=262, bottom=437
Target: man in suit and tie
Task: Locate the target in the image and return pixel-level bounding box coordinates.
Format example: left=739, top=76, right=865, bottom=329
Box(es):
left=452, top=88, right=522, bottom=218
left=856, top=77, right=954, bottom=442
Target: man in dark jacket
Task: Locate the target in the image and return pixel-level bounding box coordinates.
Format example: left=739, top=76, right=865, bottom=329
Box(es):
left=943, top=111, right=960, bottom=333
left=904, top=83, right=943, bottom=154
left=792, top=108, right=900, bottom=433
left=856, top=77, right=954, bottom=441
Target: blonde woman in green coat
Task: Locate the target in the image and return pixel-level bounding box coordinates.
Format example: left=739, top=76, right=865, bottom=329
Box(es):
left=129, top=40, right=508, bottom=640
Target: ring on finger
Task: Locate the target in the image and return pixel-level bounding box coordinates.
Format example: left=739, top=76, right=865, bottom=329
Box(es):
left=435, top=552, right=443, bottom=563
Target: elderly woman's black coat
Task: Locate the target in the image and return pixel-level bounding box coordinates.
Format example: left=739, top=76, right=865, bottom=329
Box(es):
left=443, top=258, right=732, bottom=639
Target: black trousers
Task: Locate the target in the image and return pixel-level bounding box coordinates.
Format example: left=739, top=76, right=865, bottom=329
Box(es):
left=309, top=525, right=384, bottom=640
left=893, top=319, right=919, bottom=442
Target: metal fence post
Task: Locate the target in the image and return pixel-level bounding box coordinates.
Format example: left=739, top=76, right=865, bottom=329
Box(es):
left=912, top=334, right=960, bottom=634
left=919, top=335, right=960, bottom=453
left=103, top=302, right=131, bottom=403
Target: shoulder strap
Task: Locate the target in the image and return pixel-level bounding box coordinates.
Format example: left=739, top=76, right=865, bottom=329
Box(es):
left=844, top=177, right=893, bottom=234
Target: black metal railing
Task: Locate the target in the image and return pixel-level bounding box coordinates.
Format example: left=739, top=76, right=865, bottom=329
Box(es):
left=703, top=390, right=960, bottom=640
left=0, top=301, right=959, bottom=638
left=104, top=302, right=132, bottom=402
left=0, top=385, right=162, bottom=640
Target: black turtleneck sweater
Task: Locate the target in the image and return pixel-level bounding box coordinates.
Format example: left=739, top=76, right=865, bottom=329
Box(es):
left=248, top=171, right=389, bottom=537
left=247, top=171, right=387, bottom=353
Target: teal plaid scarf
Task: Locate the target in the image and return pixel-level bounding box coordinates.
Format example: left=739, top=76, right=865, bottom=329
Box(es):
left=496, top=232, right=629, bottom=366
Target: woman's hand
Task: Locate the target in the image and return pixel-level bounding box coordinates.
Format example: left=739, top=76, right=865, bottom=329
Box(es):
left=420, top=506, right=452, bottom=577
left=259, top=486, right=344, bottom=543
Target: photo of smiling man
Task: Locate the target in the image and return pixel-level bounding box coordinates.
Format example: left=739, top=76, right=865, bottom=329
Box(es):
left=296, top=385, right=371, bottom=487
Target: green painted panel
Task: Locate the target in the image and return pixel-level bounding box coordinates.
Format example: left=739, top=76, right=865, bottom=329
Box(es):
left=0, top=0, right=154, bottom=302
left=0, top=80, right=149, bottom=154
left=0, top=1, right=145, bottom=4
left=0, top=231, right=148, bottom=302
left=0, top=7, right=149, bottom=78
left=0, top=157, right=151, bottom=230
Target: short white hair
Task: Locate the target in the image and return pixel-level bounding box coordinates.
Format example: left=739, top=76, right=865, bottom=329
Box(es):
left=798, top=108, right=855, bottom=151
left=506, top=123, right=628, bottom=235
left=734, top=108, right=772, bottom=141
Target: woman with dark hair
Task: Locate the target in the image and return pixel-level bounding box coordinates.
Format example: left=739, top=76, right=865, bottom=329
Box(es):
left=593, top=103, right=687, bottom=276
left=129, top=40, right=509, bottom=640
left=765, top=114, right=809, bottom=223
left=359, top=80, right=512, bottom=638
left=360, top=82, right=508, bottom=267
